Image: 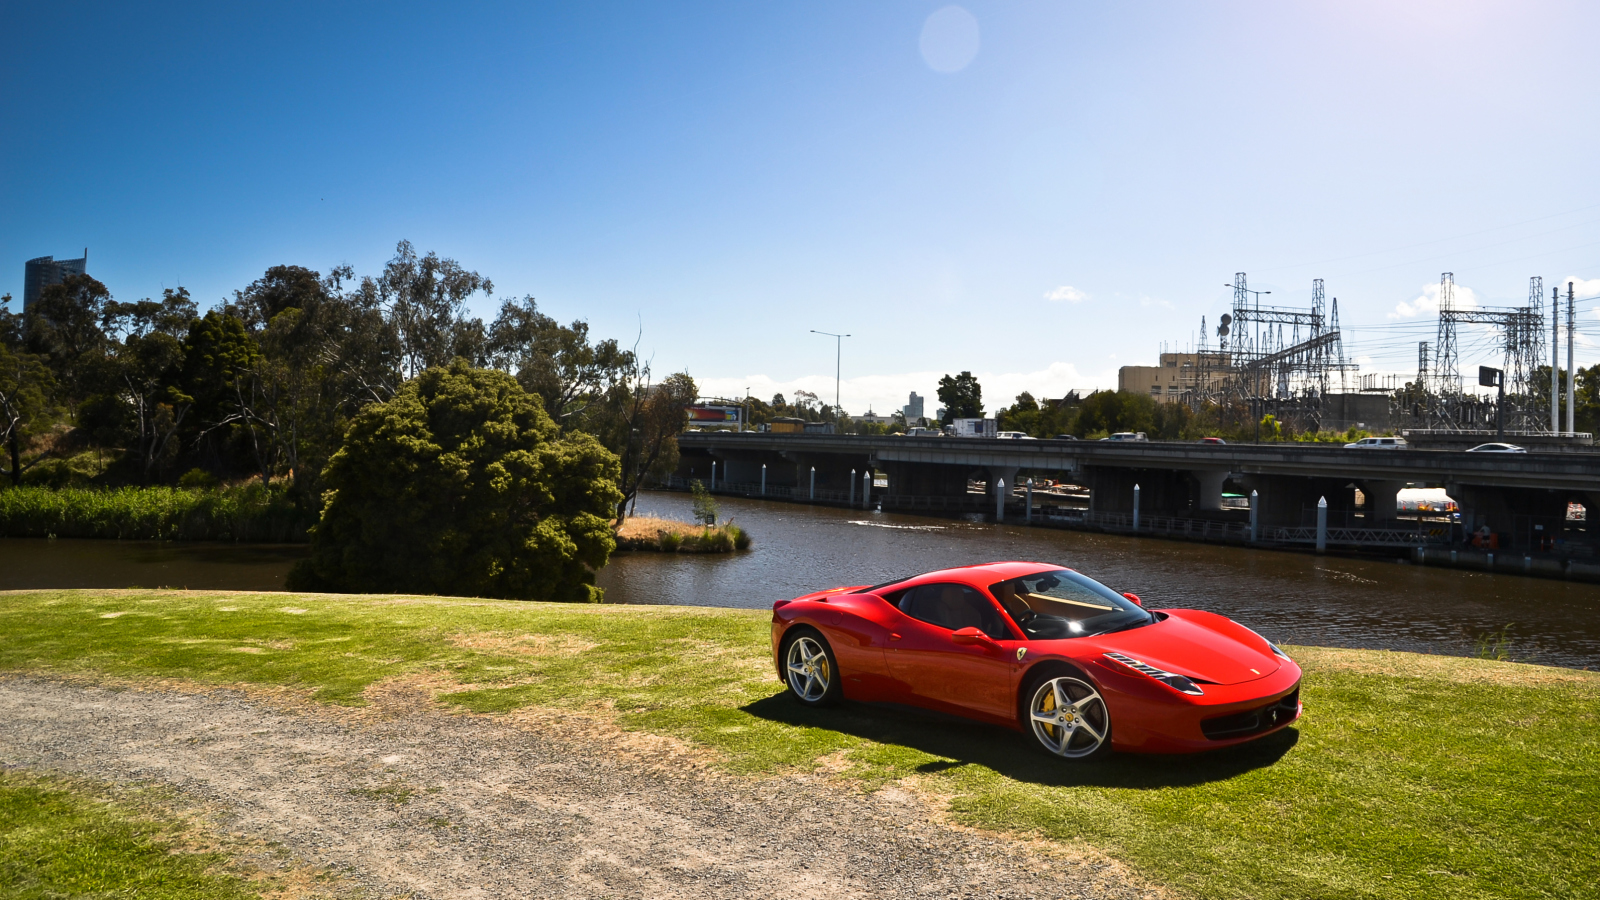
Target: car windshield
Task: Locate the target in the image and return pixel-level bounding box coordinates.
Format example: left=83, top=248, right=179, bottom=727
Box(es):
left=989, top=569, right=1152, bottom=640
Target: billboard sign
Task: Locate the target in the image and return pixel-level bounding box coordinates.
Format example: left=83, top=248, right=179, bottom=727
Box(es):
left=687, top=405, right=742, bottom=427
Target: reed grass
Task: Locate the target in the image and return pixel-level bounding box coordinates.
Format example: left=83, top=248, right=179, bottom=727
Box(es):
left=614, top=515, right=751, bottom=552
left=0, top=484, right=312, bottom=542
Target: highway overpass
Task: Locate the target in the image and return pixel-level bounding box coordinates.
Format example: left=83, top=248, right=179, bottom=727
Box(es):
left=676, top=432, right=1600, bottom=551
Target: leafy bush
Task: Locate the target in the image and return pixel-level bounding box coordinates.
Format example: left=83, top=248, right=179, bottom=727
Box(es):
left=658, top=530, right=683, bottom=552
left=690, top=479, right=718, bottom=525
left=289, top=361, right=624, bottom=602
left=0, top=483, right=309, bottom=541
left=177, top=467, right=219, bottom=489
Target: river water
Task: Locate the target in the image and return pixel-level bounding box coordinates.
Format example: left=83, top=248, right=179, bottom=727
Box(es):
left=3, top=491, right=1597, bottom=668
left=597, top=492, right=1600, bottom=669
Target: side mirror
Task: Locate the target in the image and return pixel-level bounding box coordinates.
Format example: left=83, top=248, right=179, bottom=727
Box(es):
left=1122, top=592, right=1143, bottom=606
left=951, top=626, right=995, bottom=646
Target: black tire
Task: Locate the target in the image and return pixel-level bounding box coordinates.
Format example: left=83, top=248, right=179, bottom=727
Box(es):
left=780, top=627, right=843, bottom=707
left=1020, top=667, right=1113, bottom=760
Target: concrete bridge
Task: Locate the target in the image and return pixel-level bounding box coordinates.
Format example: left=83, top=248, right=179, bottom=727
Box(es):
left=676, top=432, right=1600, bottom=552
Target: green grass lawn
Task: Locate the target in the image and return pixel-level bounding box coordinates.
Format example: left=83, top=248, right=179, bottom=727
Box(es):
left=2, top=589, right=1596, bottom=900
left=0, top=772, right=272, bottom=900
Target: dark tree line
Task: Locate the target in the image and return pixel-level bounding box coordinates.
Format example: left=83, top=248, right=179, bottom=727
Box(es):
left=0, top=241, right=693, bottom=523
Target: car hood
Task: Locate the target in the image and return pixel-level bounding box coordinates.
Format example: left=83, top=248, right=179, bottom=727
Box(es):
left=1087, top=610, right=1280, bottom=686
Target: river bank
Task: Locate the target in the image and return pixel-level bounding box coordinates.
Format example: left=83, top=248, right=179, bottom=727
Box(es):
left=1, top=588, right=1595, bottom=900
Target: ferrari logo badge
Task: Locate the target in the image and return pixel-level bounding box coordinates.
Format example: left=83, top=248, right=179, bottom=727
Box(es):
left=1016, top=648, right=1028, bottom=661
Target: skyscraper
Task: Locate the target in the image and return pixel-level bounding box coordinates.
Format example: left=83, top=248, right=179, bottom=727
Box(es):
left=23, top=250, right=89, bottom=314
left=902, top=391, right=925, bottom=422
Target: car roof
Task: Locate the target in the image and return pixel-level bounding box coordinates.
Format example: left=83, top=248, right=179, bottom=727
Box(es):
left=884, top=561, right=1061, bottom=590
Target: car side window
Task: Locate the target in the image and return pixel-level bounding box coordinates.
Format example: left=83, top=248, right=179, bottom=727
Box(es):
left=898, top=583, right=1011, bottom=640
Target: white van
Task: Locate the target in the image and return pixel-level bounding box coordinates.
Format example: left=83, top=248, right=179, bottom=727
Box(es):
left=1344, top=436, right=1409, bottom=449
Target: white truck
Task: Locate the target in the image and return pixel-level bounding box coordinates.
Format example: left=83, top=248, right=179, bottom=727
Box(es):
left=949, top=418, right=998, bottom=438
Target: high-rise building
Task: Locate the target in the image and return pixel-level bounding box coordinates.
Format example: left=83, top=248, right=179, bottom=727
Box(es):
left=23, top=250, right=88, bottom=314
left=902, top=391, right=925, bottom=422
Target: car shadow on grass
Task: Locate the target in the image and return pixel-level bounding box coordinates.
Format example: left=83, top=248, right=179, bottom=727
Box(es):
left=740, top=693, right=1298, bottom=789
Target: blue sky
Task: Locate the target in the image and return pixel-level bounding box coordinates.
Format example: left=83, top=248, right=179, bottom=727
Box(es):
left=6, top=1, right=1600, bottom=414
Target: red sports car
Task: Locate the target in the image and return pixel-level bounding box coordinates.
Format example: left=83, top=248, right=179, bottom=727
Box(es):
left=771, top=561, right=1302, bottom=759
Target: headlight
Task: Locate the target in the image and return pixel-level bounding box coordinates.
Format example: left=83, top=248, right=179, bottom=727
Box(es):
left=1104, top=652, right=1204, bottom=695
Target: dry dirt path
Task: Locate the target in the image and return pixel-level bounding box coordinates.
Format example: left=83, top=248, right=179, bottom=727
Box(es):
left=0, top=677, right=1156, bottom=900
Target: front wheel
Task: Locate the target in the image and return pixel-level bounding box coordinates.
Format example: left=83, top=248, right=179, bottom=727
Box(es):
left=783, top=629, right=842, bottom=707
left=1024, top=674, right=1112, bottom=760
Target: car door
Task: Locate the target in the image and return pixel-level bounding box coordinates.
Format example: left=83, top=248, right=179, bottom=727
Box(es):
left=884, top=583, right=1018, bottom=721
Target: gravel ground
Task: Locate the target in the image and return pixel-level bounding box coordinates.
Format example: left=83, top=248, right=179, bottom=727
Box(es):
left=0, top=676, right=1158, bottom=900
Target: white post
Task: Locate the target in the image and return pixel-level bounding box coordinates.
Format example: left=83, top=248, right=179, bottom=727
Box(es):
left=995, top=477, right=1006, bottom=522
left=1026, top=477, right=1034, bottom=524
left=710, top=461, right=717, bottom=489
left=1249, top=489, right=1259, bottom=542
left=809, top=466, right=815, bottom=501
left=1316, top=496, right=1328, bottom=553
left=761, top=463, right=767, bottom=495
left=863, top=469, right=872, bottom=508
left=849, top=468, right=856, bottom=506
left=1132, top=483, right=1141, bottom=530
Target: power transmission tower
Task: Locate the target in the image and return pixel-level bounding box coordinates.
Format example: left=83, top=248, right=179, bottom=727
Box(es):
left=1432, top=273, right=1458, bottom=396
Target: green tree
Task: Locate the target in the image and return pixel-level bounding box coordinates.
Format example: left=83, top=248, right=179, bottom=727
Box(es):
left=936, top=371, right=983, bottom=424
left=1073, top=390, right=1158, bottom=437
left=291, top=361, right=623, bottom=602
left=104, top=287, right=199, bottom=483
left=0, top=344, right=58, bottom=485
left=485, top=295, right=635, bottom=427
left=25, top=274, right=113, bottom=416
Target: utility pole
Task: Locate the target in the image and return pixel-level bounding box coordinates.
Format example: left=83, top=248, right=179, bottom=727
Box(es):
left=810, top=330, right=851, bottom=421
left=1568, top=281, right=1577, bottom=435
left=1553, top=285, right=1561, bottom=434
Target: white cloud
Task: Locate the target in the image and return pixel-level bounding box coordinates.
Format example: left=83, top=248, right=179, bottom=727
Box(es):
left=1559, top=275, right=1600, bottom=300
left=1389, top=279, right=1481, bottom=319
left=1044, top=285, right=1088, bottom=303
left=695, top=361, right=1116, bottom=418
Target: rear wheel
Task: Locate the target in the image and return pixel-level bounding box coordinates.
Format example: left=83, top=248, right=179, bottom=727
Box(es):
left=1024, top=673, right=1112, bottom=760
left=782, top=629, right=841, bottom=707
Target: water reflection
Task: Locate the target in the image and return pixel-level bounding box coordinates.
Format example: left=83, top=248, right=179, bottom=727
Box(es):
left=0, top=538, right=306, bottom=592
left=599, top=492, right=1600, bottom=669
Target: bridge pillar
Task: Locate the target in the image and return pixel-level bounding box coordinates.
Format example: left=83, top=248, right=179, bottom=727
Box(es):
left=1359, top=479, right=1406, bottom=525
left=1192, top=468, right=1229, bottom=511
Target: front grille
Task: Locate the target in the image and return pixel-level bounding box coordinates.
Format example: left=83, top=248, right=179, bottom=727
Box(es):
left=1200, top=686, right=1300, bottom=740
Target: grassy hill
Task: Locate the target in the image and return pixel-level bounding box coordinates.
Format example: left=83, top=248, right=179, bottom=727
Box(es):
left=1, top=589, right=1596, bottom=900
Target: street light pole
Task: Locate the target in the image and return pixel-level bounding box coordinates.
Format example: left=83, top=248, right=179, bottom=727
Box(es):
left=810, top=330, right=851, bottom=421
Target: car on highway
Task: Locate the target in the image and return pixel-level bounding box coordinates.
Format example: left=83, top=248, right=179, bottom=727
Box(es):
left=1054, top=434, right=1079, bottom=440
left=772, top=561, right=1302, bottom=759
left=1466, top=442, right=1526, bottom=453
left=1103, top=432, right=1149, bottom=442
left=1197, top=436, right=1227, bottom=445
left=1344, top=436, right=1409, bottom=449
left=996, top=431, right=1038, bottom=440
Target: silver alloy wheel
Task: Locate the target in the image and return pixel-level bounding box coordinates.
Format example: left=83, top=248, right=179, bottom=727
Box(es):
left=785, top=635, right=831, bottom=702
left=1028, top=676, right=1110, bottom=758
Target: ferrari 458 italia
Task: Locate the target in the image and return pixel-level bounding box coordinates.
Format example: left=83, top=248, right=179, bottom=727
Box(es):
left=772, top=561, right=1302, bottom=759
